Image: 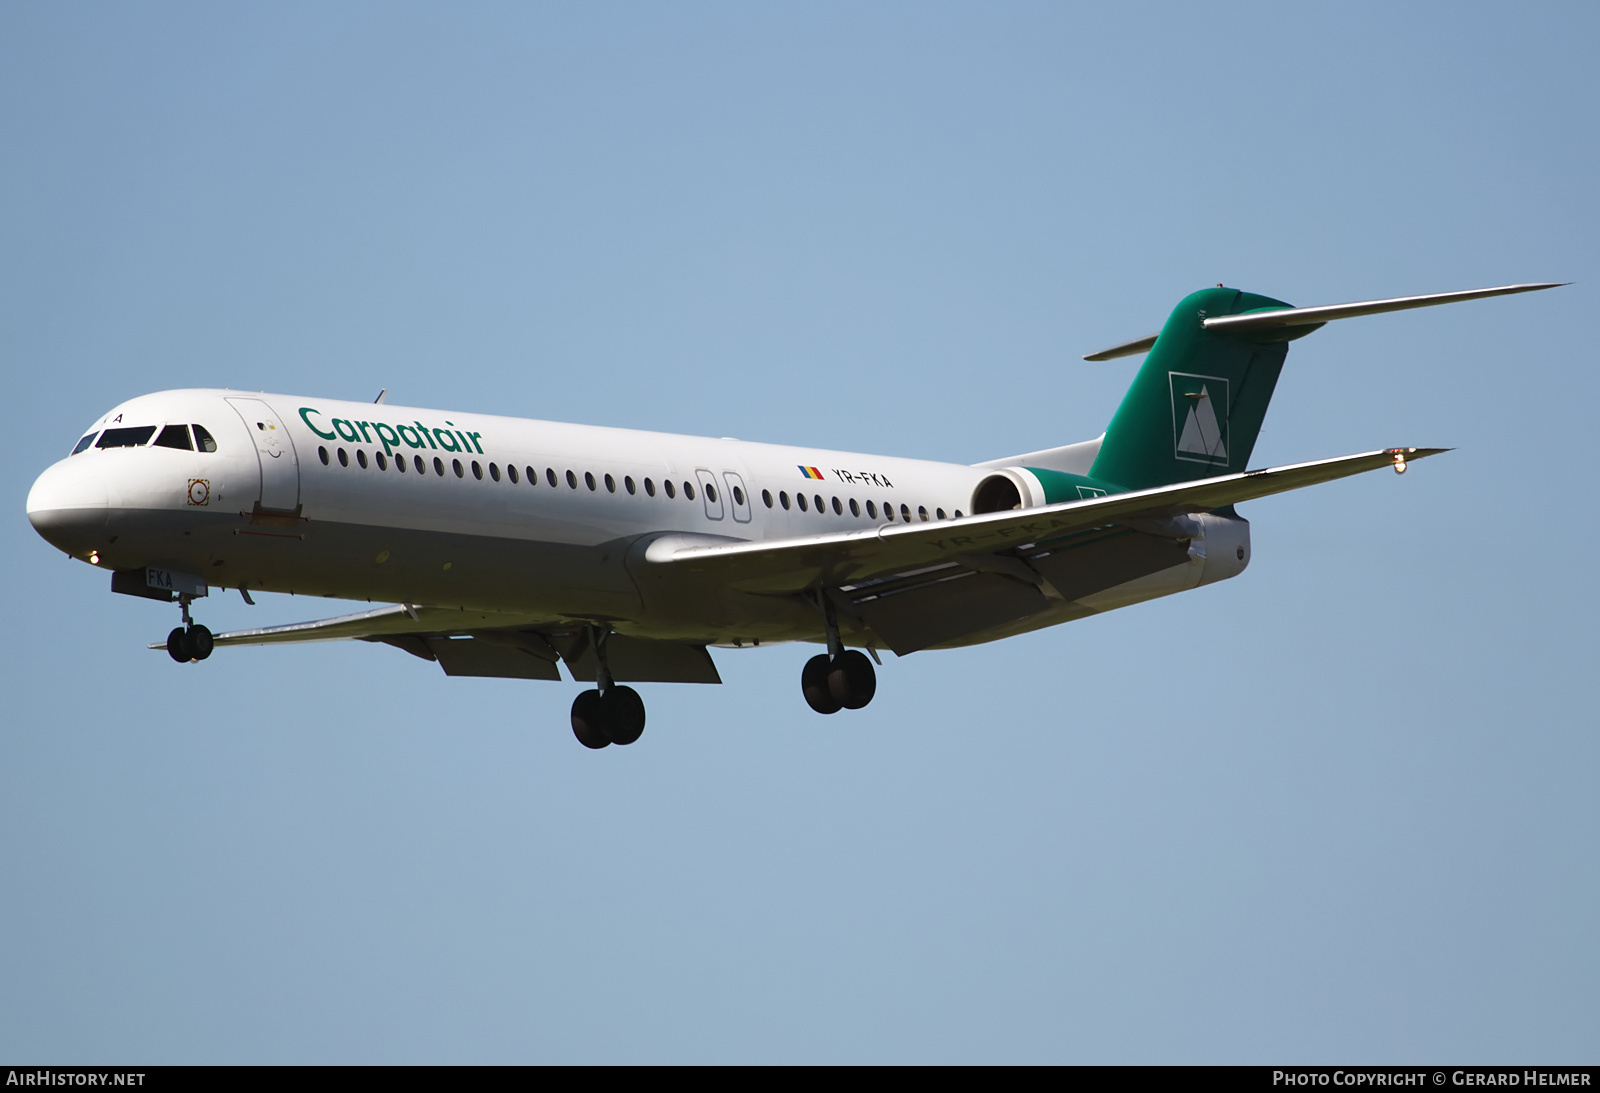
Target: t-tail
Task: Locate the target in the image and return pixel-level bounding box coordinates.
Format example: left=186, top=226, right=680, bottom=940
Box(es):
left=1086, top=282, right=1563, bottom=492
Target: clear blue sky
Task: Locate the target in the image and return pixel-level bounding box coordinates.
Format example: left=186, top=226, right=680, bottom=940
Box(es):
left=2, top=1, right=1594, bottom=1063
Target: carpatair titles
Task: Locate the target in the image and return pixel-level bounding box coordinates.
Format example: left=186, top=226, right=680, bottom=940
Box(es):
left=299, top=407, right=485, bottom=458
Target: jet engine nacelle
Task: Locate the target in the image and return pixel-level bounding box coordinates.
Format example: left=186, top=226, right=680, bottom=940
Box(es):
left=1122, top=510, right=1251, bottom=586
left=1190, top=511, right=1251, bottom=586
left=971, top=470, right=1251, bottom=584
left=970, top=468, right=1050, bottom=513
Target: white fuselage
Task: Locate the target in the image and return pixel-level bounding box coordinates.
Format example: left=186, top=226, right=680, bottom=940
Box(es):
left=27, top=388, right=1224, bottom=650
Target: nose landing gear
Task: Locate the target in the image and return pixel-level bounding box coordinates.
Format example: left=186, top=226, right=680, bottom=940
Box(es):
left=165, top=594, right=214, bottom=663
left=570, top=626, right=646, bottom=749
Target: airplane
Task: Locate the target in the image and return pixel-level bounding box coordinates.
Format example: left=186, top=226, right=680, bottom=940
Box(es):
left=26, top=281, right=1561, bottom=748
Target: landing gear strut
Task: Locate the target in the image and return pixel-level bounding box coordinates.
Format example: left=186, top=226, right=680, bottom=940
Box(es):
left=570, top=625, right=646, bottom=749
left=800, top=593, right=877, bottom=714
left=166, top=594, right=213, bottom=663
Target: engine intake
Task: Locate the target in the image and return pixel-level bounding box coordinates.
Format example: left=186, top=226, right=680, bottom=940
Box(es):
left=970, top=468, right=1048, bottom=514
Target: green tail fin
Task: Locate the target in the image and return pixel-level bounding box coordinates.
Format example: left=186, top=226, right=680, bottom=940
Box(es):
left=1090, top=286, right=1312, bottom=491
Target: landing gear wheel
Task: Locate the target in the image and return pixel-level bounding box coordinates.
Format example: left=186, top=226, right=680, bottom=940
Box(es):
left=188, top=624, right=214, bottom=661
left=166, top=624, right=214, bottom=663
left=599, top=685, right=646, bottom=745
left=571, top=690, right=611, bottom=749
left=802, top=654, right=842, bottom=714
left=828, top=649, right=876, bottom=709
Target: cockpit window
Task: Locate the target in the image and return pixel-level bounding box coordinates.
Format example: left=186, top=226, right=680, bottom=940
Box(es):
left=153, top=424, right=193, bottom=450
left=192, top=425, right=218, bottom=453
left=96, top=425, right=157, bottom=449
left=70, top=433, right=98, bottom=455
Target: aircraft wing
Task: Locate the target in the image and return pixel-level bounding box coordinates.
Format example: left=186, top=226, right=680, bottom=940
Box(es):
left=151, top=604, right=721, bottom=683
left=645, top=447, right=1447, bottom=594
left=174, top=603, right=532, bottom=646
left=155, top=447, right=1440, bottom=671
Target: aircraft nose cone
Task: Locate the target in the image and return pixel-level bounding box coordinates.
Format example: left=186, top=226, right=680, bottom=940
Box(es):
left=27, top=459, right=109, bottom=556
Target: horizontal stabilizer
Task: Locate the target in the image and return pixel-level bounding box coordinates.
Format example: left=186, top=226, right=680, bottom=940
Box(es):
left=1083, top=282, right=1563, bottom=360
left=1083, top=333, right=1159, bottom=361
left=1202, top=282, right=1565, bottom=335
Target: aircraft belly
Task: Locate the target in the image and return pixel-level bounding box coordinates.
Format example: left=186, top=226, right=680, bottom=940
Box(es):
left=94, top=508, right=645, bottom=618
left=87, top=503, right=818, bottom=643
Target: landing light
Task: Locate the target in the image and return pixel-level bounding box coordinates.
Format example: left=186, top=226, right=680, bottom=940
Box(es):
left=88, top=550, right=99, bottom=565
left=1393, top=456, right=1407, bottom=474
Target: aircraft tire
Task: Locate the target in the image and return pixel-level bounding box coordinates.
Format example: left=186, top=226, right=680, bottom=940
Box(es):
left=167, top=627, right=190, bottom=663
left=571, top=690, right=612, bottom=749
left=188, top=624, right=214, bottom=661
left=802, top=654, right=842, bottom=714
left=599, top=685, right=646, bottom=745
left=827, top=650, right=876, bottom=710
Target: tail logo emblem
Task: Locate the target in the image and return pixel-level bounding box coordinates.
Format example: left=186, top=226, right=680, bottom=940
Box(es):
left=1170, top=372, right=1229, bottom=465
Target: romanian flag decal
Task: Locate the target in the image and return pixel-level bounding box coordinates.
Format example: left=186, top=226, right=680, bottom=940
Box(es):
left=798, top=465, right=824, bottom=480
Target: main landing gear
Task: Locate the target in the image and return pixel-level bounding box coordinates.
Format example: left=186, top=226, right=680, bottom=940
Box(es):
left=800, top=593, right=877, bottom=714
left=570, top=626, right=646, bottom=749
left=166, top=594, right=213, bottom=663
left=801, top=650, right=876, bottom=714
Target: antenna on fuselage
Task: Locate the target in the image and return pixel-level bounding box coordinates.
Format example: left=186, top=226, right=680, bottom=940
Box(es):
left=374, top=389, right=388, bottom=404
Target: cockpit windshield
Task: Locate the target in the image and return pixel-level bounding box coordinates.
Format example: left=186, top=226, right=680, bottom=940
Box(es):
left=96, top=426, right=157, bottom=449
left=73, top=423, right=219, bottom=454
left=153, top=424, right=192, bottom=450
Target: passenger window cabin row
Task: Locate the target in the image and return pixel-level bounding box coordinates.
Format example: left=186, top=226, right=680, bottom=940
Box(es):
left=318, top=445, right=704, bottom=501
left=758, top=488, right=960, bottom=523
left=316, top=444, right=962, bottom=524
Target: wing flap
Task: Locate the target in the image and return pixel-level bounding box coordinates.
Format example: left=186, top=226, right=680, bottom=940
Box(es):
left=425, top=636, right=563, bottom=680
left=552, top=631, right=722, bottom=684
left=1027, top=525, right=1193, bottom=601
left=849, top=570, right=1051, bottom=655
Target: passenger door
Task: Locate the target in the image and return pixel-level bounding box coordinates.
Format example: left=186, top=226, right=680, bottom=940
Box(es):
left=225, top=397, right=301, bottom=512
left=694, top=468, right=724, bottom=520
left=723, top=471, right=752, bottom=523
